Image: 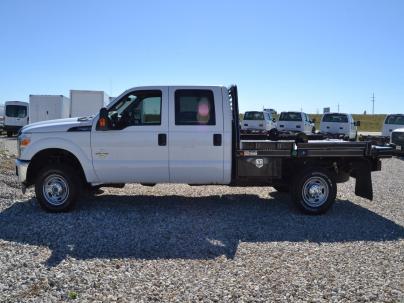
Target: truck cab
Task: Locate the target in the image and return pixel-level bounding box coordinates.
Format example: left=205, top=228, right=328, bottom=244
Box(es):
left=382, top=114, right=404, bottom=137
left=277, top=111, right=315, bottom=134
left=241, top=110, right=276, bottom=133
left=4, top=101, right=29, bottom=137
left=320, top=113, right=359, bottom=140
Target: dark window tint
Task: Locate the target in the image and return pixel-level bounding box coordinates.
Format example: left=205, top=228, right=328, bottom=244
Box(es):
left=6, top=105, right=27, bottom=118
left=105, top=90, right=161, bottom=130
left=385, top=115, right=404, bottom=125
left=175, top=90, right=215, bottom=125
left=279, top=112, right=302, bottom=121
left=322, top=113, right=348, bottom=123
left=244, top=111, right=264, bottom=120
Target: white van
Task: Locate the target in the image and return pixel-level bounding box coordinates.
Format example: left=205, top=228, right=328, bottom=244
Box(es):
left=241, top=110, right=276, bottom=132
left=320, top=113, right=359, bottom=140
left=382, top=114, right=404, bottom=137
left=277, top=111, right=315, bottom=134
left=4, top=101, right=29, bottom=137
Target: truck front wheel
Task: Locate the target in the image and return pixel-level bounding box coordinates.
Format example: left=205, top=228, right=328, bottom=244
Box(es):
left=35, top=164, right=80, bottom=212
left=291, top=168, right=336, bottom=215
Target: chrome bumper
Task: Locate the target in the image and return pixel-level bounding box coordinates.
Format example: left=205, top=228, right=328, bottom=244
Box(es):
left=15, top=159, right=29, bottom=183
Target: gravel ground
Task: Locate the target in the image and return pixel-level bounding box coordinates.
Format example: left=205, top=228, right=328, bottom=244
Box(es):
left=0, top=149, right=403, bottom=302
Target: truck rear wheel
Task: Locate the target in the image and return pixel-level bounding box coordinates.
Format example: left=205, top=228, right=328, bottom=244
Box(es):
left=35, top=164, right=80, bottom=212
left=291, top=168, right=336, bottom=215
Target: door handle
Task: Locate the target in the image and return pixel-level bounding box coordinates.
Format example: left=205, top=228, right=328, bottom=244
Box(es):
left=213, top=134, right=222, bottom=146
left=158, top=133, right=167, bottom=146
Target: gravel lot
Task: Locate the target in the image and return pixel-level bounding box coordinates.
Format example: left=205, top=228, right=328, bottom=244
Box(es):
left=0, top=137, right=403, bottom=302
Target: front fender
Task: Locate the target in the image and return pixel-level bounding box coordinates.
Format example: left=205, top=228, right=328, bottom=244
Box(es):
left=20, top=133, right=99, bottom=183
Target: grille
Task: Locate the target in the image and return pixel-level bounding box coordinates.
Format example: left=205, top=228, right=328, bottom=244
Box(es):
left=392, top=131, right=404, bottom=145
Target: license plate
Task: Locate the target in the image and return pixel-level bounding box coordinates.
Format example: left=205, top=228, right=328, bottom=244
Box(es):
left=396, top=145, right=402, bottom=151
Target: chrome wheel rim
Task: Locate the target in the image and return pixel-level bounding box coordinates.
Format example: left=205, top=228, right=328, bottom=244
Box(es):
left=42, top=174, right=69, bottom=206
left=302, top=176, right=329, bottom=207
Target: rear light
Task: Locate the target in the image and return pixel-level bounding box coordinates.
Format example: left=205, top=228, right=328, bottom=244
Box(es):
left=244, top=124, right=248, bottom=126
left=296, top=125, right=301, bottom=128
left=259, top=124, right=263, bottom=127
left=280, top=125, right=284, bottom=127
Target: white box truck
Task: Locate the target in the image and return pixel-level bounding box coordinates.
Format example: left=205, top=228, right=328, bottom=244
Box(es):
left=70, top=90, right=109, bottom=118
left=29, top=95, right=70, bottom=124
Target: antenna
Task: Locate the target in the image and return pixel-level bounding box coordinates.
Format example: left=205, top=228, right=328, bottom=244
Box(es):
left=371, top=93, right=375, bottom=115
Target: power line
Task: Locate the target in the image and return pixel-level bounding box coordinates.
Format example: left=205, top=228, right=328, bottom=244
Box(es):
left=371, top=93, right=375, bottom=115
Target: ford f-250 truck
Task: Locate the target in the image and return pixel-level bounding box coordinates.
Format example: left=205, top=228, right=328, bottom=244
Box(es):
left=15, top=86, right=394, bottom=214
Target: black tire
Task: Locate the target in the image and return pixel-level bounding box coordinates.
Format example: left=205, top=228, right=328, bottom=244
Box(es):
left=7, top=131, right=13, bottom=137
left=291, top=168, right=337, bottom=215
left=35, top=164, right=81, bottom=212
left=272, top=184, right=290, bottom=193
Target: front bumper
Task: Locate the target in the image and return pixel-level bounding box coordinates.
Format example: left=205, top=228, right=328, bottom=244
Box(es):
left=15, top=159, right=29, bottom=183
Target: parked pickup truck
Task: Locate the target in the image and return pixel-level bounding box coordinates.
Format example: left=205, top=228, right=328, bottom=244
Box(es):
left=15, top=86, right=394, bottom=214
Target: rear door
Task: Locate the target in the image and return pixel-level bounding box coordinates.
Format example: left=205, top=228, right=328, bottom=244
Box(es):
left=168, top=87, right=224, bottom=184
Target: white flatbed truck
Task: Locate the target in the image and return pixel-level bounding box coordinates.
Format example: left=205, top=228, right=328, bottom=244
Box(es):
left=15, top=86, right=394, bottom=214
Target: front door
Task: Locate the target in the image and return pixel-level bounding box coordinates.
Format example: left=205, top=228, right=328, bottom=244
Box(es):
left=168, top=87, right=224, bottom=184
left=91, top=87, right=169, bottom=183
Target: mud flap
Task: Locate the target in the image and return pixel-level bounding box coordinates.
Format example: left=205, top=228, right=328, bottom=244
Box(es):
left=351, top=160, right=373, bottom=200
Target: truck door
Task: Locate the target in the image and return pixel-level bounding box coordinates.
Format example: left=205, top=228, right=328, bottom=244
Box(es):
left=91, top=87, right=169, bottom=183
left=168, top=87, right=224, bottom=184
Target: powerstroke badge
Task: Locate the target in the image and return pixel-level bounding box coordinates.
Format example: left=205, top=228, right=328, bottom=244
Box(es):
left=255, top=159, right=264, bottom=168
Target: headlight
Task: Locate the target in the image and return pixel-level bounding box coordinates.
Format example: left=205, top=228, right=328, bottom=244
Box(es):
left=17, top=134, right=31, bottom=157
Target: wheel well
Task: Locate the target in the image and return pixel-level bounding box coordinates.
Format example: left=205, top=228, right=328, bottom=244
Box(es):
left=26, top=148, right=86, bottom=186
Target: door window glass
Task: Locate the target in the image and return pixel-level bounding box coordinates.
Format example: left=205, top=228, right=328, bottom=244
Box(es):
left=175, top=90, right=215, bottom=125
left=101, top=90, right=162, bottom=130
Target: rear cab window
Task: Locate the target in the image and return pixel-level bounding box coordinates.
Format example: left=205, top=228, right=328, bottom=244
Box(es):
left=322, top=113, right=349, bottom=123
left=244, top=111, right=264, bottom=121
left=279, top=112, right=302, bottom=121
left=385, top=115, right=404, bottom=125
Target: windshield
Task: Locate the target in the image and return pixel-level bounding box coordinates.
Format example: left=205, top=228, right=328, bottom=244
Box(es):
left=279, top=112, right=302, bottom=121
left=5, top=105, right=27, bottom=118
left=385, top=115, right=404, bottom=125
left=322, top=113, right=348, bottom=123
left=244, top=111, right=264, bottom=120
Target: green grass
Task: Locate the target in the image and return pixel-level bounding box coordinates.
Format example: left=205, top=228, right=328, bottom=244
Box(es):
left=240, top=113, right=386, bottom=132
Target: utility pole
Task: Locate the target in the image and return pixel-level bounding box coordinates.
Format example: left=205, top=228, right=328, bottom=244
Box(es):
left=337, top=103, right=340, bottom=113
left=371, top=93, right=375, bottom=115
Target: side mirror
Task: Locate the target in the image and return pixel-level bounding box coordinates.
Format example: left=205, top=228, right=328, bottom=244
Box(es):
left=97, top=107, right=108, bottom=130
left=355, top=121, right=361, bottom=127
left=272, top=118, right=276, bottom=123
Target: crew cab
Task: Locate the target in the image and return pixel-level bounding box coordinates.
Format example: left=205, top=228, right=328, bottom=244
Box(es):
left=241, top=110, right=276, bottom=133
left=320, top=113, right=359, bottom=141
left=277, top=111, right=315, bottom=134
left=15, top=86, right=393, bottom=214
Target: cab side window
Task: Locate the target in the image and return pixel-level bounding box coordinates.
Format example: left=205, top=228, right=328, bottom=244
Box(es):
left=175, top=89, right=215, bottom=125
left=101, top=90, right=162, bottom=130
